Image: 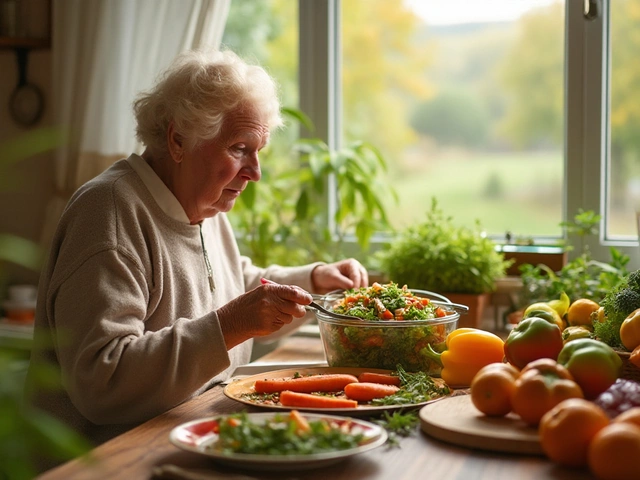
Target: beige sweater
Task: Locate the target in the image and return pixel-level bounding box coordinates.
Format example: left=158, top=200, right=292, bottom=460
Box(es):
left=25, top=155, right=319, bottom=445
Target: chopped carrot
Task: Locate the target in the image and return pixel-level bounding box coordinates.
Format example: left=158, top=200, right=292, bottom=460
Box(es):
left=357, top=372, right=401, bottom=386
left=344, top=382, right=399, bottom=402
left=254, top=374, right=358, bottom=394
left=227, top=417, right=241, bottom=427
left=380, top=309, right=394, bottom=320
left=289, top=410, right=311, bottom=433
left=279, top=390, right=359, bottom=409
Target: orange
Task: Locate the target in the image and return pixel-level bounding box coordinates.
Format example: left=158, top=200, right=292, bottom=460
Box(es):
left=613, top=407, right=640, bottom=429
left=588, top=422, right=640, bottom=480
left=538, top=398, right=610, bottom=467
left=566, top=298, right=600, bottom=327
left=511, top=359, right=583, bottom=427
left=470, top=362, right=519, bottom=417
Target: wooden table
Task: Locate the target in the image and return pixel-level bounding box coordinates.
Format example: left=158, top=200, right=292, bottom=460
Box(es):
left=38, top=337, right=594, bottom=480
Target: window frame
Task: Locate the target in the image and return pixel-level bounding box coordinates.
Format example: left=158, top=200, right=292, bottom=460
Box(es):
left=299, top=0, right=640, bottom=270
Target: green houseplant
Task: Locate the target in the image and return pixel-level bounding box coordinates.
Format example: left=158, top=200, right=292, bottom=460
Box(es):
left=519, top=210, right=629, bottom=307
left=376, top=198, right=512, bottom=328
left=229, top=108, right=396, bottom=267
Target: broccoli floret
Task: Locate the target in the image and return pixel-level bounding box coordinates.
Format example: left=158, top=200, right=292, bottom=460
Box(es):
left=627, top=269, right=640, bottom=290
left=597, top=269, right=640, bottom=348
left=612, top=288, right=640, bottom=315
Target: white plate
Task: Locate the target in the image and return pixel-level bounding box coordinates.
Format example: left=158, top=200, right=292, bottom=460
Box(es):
left=169, top=412, right=387, bottom=471
left=223, top=366, right=450, bottom=416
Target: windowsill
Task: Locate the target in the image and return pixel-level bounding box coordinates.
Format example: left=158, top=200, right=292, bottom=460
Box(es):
left=495, top=245, right=567, bottom=254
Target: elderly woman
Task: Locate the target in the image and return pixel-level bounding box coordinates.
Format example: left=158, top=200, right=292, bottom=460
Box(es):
left=25, top=49, right=368, bottom=447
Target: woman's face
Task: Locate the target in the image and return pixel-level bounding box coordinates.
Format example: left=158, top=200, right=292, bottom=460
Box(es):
left=173, top=107, right=270, bottom=224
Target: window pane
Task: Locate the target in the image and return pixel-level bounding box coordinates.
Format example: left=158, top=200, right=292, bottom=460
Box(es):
left=341, top=0, right=565, bottom=241
left=221, top=0, right=298, bottom=160
left=222, top=0, right=297, bottom=106
left=222, top=0, right=300, bottom=180
left=607, top=0, right=640, bottom=239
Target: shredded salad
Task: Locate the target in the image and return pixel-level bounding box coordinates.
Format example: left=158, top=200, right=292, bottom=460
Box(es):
left=212, top=411, right=366, bottom=455
left=331, top=282, right=449, bottom=321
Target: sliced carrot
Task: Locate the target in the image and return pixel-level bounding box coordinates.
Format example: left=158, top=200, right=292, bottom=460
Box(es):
left=227, top=417, right=242, bottom=427
left=279, top=390, right=359, bottom=409
left=289, top=410, right=311, bottom=433
left=254, top=374, right=359, bottom=394
left=357, top=372, right=401, bottom=386
left=380, top=309, right=394, bottom=320
left=344, top=382, right=400, bottom=402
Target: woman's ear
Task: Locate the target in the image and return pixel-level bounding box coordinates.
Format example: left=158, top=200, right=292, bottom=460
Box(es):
left=167, top=122, right=184, bottom=163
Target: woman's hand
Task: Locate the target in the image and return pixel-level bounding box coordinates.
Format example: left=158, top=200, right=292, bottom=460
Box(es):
left=217, top=283, right=312, bottom=349
left=312, top=259, right=369, bottom=294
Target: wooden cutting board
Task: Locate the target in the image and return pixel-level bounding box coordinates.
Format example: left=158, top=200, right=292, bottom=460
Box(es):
left=419, top=395, right=543, bottom=455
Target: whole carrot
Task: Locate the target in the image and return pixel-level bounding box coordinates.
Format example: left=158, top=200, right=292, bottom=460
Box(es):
left=344, top=382, right=399, bottom=402
left=279, top=390, right=359, bottom=409
left=254, top=374, right=358, bottom=393
left=357, top=372, right=401, bottom=386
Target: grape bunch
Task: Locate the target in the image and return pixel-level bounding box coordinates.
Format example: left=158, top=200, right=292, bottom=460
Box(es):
left=593, top=378, right=640, bottom=418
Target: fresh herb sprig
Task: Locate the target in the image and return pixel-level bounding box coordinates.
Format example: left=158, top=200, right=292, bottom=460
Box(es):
left=372, top=365, right=450, bottom=406
left=374, top=410, right=419, bottom=447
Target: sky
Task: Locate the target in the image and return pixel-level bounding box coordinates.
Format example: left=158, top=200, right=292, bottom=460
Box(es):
left=404, top=0, right=559, bottom=25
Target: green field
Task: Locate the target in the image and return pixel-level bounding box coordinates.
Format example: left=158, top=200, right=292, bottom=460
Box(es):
left=387, top=150, right=564, bottom=238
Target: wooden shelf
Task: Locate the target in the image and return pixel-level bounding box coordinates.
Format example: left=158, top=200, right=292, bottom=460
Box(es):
left=0, top=36, right=50, bottom=50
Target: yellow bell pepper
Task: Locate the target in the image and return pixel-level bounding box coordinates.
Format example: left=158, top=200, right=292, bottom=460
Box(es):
left=425, top=327, right=505, bottom=388
left=562, top=325, right=592, bottom=344
left=620, top=308, right=640, bottom=351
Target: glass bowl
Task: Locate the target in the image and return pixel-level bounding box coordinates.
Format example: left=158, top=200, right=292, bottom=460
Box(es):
left=315, top=289, right=459, bottom=375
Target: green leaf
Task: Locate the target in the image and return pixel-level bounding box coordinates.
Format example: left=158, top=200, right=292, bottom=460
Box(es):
left=281, top=107, right=314, bottom=132
left=0, top=127, right=64, bottom=168
left=295, top=189, right=309, bottom=221
left=239, top=181, right=256, bottom=208
left=306, top=151, right=323, bottom=178
left=0, top=234, right=44, bottom=270
left=22, top=409, right=92, bottom=460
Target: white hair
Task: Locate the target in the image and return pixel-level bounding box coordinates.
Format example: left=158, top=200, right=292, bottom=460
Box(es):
left=133, top=48, right=283, bottom=156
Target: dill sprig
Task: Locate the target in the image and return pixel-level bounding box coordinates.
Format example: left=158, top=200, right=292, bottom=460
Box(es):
left=374, top=410, right=419, bottom=447
left=371, top=365, right=450, bottom=406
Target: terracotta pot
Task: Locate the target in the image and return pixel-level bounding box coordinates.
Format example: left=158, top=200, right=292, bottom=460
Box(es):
left=500, top=248, right=568, bottom=276
left=441, top=292, right=491, bottom=329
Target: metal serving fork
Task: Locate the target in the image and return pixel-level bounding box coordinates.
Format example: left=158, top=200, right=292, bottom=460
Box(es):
left=304, top=300, right=364, bottom=321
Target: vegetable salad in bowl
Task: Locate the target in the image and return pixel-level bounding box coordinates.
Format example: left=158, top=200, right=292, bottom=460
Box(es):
left=332, top=282, right=451, bottom=320
left=316, top=282, right=459, bottom=375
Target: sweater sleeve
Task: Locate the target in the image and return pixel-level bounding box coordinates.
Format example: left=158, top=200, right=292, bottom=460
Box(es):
left=241, top=256, right=325, bottom=292
left=51, top=249, right=230, bottom=425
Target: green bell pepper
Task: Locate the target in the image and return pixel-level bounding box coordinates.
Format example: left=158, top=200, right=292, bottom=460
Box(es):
left=504, top=316, right=564, bottom=369
left=557, top=338, right=622, bottom=399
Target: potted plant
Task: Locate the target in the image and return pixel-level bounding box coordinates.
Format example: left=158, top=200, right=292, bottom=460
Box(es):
left=518, top=210, right=629, bottom=308
left=376, top=198, right=512, bottom=328
left=229, top=108, right=396, bottom=267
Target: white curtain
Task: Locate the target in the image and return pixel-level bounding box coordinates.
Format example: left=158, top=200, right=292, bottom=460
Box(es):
left=42, top=0, right=230, bottom=246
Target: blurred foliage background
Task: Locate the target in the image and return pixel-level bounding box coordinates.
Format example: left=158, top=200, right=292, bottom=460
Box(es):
left=0, top=131, right=90, bottom=479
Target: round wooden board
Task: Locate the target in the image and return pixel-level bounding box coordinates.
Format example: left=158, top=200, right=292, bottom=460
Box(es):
left=419, top=395, right=543, bottom=455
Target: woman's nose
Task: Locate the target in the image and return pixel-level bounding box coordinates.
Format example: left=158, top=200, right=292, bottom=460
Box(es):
left=241, top=154, right=261, bottom=181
